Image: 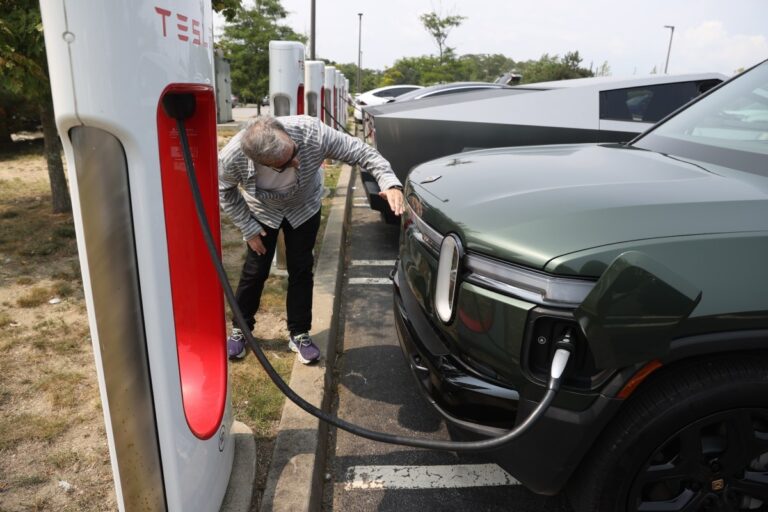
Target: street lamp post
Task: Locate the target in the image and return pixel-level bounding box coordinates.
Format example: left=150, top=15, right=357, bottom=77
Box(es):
left=664, top=25, right=675, bottom=74
left=357, top=13, right=363, bottom=95
left=310, top=0, right=316, bottom=59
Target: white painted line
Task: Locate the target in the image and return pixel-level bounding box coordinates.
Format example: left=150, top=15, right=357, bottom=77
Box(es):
left=348, top=277, right=391, bottom=285
left=344, top=464, right=520, bottom=490
left=351, top=260, right=397, bottom=266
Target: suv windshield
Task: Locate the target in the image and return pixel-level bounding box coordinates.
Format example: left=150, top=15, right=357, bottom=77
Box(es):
left=633, top=61, right=768, bottom=174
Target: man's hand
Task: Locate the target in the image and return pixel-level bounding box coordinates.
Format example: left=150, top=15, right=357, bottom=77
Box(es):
left=246, top=231, right=268, bottom=255
left=379, top=187, right=404, bottom=216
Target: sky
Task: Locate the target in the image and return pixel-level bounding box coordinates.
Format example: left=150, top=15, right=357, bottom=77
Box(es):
left=223, top=0, right=768, bottom=79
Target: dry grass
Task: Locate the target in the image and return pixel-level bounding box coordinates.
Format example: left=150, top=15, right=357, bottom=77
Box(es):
left=0, top=129, right=343, bottom=511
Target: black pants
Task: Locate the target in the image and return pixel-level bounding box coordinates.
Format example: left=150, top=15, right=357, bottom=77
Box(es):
left=232, top=210, right=321, bottom=336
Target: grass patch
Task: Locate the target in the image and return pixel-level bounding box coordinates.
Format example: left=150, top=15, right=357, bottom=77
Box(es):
left=31, top=320, right=83, bottom=355
left=10, top=474, right=48, bottom=489
left=0, top=192, right=77, bottom=259
left=0, top=383, right=9, bottom=406
left=48, top=449, right=81, bottom=470
left=230, top=338, right=293, bottom=437
left=16, top=276, right=33, bottom=285
left=324, top=163, right=341, bottom=191
left=17, top=286, right=51, bottom=308
left=0, top=176, right=49, bottom=203
left=260, top=275, right=288, bottom=310
left=18, top=238, right=61, bottom=257
left=0, top=413, right=69, bottom=451
left=0, top=310, right=12, bottom=328
left=35, top=371, right=86, bottom=408
left=52, top=280, right=75, bottom=298
left=54, top=225, right=77, bottom=239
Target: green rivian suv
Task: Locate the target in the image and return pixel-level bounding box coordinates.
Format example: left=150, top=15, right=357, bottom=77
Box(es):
left=393, top=60, right=768, bottom=512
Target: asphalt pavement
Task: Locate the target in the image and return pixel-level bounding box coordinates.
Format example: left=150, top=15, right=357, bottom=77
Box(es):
left=320, top=173, right=573, bottom=511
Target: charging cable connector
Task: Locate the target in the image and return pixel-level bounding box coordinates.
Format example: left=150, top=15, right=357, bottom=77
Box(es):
left=549, top=329, right=575, bottom=390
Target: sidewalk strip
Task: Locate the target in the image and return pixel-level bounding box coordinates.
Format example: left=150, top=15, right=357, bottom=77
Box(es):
left=344, top=464, right=520, bottom=490
left=350, top=260, right=396, bottom=266
left=348, top=278, right=391, bottom=285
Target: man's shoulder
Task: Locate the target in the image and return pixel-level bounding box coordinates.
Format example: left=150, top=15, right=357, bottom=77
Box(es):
left=220, top=130, right=246, bottom=161
left=282, top=116, right=323, bottom=144
left=281, top=115, right=320, bottom=131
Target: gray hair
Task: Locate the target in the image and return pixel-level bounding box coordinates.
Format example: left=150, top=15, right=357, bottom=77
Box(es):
left=240, top=116, right=290, bottom=163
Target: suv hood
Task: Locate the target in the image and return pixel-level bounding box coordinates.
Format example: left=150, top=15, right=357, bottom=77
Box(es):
left=410, top=144, right=768, bottom=272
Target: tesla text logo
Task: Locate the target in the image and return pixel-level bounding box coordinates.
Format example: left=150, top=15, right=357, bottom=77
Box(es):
left=155, top=6, right=210, bottom=47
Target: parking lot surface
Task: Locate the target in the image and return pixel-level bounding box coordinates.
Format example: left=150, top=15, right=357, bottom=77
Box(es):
left=321, top=172, right=573, bottom=511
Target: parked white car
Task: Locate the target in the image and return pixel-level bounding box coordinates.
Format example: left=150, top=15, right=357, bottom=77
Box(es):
left=353, top=84, right=422, bottom=122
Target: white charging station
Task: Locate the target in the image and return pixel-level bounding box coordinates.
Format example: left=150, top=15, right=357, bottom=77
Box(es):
left=344, top=78, right=350, bottom=127
left=40, top=1, right=234, bottom=510
left=269, top=41, right=305, bottom=116
left=335, top=70, right=344, bottom=130
left=304, top=61, right=325, bottom=120
left=323, top=65, right=336, bottom=128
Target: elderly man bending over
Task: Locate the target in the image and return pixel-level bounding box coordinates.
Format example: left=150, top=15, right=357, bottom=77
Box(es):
left=219, top=115, right=403, bottom=363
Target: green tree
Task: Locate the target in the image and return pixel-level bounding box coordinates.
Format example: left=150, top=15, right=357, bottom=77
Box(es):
left=217, top=1, right=306, bottom=105
left=518, top=51, right=594, bottom=84
left=381, top=56, right=443, bottom=85
left=0, top=0, right=70, bottom=213
left=419, top=11, right=466, bottom=64
left=330, top=62, right=382, bottom=95
left=457, top=54, right=518, bottom=82
left=595, top=60, right=611, bottom=77
left=212, top=0, right=242, bottom=22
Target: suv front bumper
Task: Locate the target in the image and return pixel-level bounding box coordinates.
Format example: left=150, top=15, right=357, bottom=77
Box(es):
left=392, top=261, right=623, bottom=495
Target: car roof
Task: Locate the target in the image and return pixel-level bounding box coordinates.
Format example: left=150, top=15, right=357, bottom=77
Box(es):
left=516, top=72, right=727, bottom=91
left=361, top=84, right=423, bottom=95
left=395, top=81, right=512, bottom=102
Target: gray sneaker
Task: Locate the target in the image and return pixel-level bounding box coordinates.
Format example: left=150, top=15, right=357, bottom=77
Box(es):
left=227, top=328, right=247, bottom=360
left=288, top=333, right=320, bottom=364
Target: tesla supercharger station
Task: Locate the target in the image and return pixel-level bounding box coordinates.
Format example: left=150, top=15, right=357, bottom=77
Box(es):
left=304, top=61, right=325, bottom=121
left=269, top=41, right=305, bottom=116
left=323, top=65, right=336, bottom=129
left=39, top=1, right=234, bottom=510
left=335, top=70, right=343, bottom=130
left=344, top=78, right=350, bottom=127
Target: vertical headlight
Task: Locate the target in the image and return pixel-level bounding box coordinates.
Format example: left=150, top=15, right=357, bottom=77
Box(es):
left=435, top=234, right=463, bottom=323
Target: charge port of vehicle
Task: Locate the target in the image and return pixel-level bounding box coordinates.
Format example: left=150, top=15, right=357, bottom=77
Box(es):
left=526, top=313, right=609, bottom=390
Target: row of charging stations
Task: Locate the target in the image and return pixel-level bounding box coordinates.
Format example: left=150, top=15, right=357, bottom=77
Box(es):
left=40, top=6, right=352, bottom=509
left=268, top=41, right=349, bottom=129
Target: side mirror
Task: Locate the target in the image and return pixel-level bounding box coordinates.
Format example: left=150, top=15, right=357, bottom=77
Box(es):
left=574, top=251, right=701, bottom=369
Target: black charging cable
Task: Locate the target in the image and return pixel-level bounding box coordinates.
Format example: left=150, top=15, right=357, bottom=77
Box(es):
left=163, top=92, right=573, bottom=452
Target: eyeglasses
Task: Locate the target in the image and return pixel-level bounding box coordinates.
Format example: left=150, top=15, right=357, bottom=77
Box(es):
left=268, top=143, right=299, bottom=173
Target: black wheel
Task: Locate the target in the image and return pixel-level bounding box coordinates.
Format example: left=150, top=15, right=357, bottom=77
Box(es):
left=569, top=354, right=768, bottom=512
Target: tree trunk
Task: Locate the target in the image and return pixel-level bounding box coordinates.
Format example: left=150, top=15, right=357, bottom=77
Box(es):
left=0, top=106, right=13, bottom=150
left=39, top=91, right=71, bottom=213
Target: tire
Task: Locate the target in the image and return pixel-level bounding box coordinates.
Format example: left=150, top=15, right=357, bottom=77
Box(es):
left=569, top=353, right=768, bottom=512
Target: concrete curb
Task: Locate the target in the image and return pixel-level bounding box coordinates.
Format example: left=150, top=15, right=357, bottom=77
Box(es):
left=259, top=165, right=353, bottom=512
